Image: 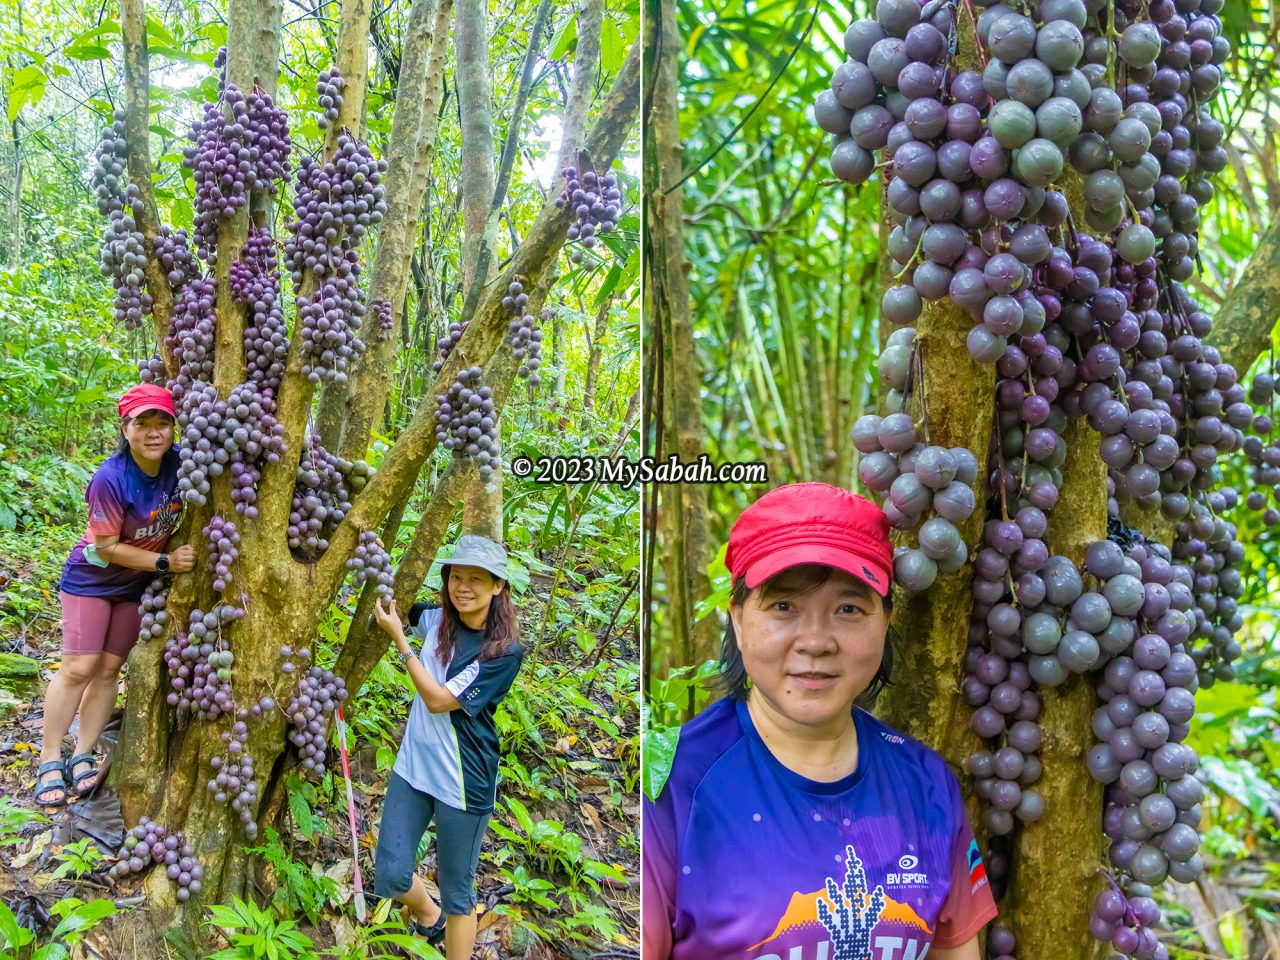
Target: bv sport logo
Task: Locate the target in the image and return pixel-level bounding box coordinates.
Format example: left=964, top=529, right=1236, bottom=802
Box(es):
left=887, top=854, right=929, bottom=888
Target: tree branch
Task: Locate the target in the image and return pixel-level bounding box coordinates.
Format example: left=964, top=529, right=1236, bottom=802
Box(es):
left=1208, top=213, right=1280, bottom=377
left=555, top=0, right=602, bottom=174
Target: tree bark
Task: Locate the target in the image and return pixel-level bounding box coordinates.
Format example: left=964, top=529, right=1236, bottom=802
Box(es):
left=644, top=0, right=717, bottom=680
left=1208, top=213, right=1280, bottom=378
left=1002, top=415, right=1108, bottom=959
left=456, top=0, right=496, bottom=305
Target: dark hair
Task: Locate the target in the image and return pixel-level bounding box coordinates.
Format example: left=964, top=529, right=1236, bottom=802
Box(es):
left=436, top=562, right=521, bottom=664
left=117, top=415, right=133, bottom=454
left=715, top=563, right=896, bottom=709
left=118, top=410, right=175, bottom=454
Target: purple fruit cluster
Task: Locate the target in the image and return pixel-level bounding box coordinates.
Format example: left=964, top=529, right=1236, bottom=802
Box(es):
left=853, top=406, right=980, bottom=591
left=285, top=132, right=387, bottom=383
left=165, top=278, right=217, bottom=404
left=289, top=434, right=352, bottom=556
left=207, top=713, right=261, bottom=840
left=175, top=380, right=285, bottom=514
left=286, top=660, right=349, bottom=776
left=137, top=575, right=171, bottom=642
left=232, top=227, right=289, bottom=394
left=371, top=297, right=393, bottom=342
left=556, top=166, right=621, bottom=265
left=182, top=81, right=292, bottom=264
left=164, top=603, right=243, bottom=719
left=315, top=67, right=346, bottom=130
left=433, top=322, right=467, bottom=374
left=1091, top=883, right=1165, bottom=960
left=435, top=367, right=501, bottom=480
left=152, top=225, right=200, bottom=292
left=110, top=818, right=203, bottom=902
left=203, top=514, right=240, bottom=593
left=347, top=530, right=395, bottom=601
left=502, top=281, right=544, bottom=385
left=91, top=111, right=153, bottom=331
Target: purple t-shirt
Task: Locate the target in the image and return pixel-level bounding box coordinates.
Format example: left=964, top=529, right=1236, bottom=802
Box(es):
left=60, top=447, right=182, bottom=600
left=643, top=698, right=998, bottom=960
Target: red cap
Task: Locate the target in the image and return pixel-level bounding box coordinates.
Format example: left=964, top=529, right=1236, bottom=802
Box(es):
left=725, top=482, right=893, bottom=597
left=118, top=384, right=175, bottom=420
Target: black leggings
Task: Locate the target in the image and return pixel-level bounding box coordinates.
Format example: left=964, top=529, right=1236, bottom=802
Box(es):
left=373, top=772, right=491, bottom=915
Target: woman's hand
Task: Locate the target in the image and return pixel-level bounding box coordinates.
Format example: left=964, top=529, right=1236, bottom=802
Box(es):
left=168, top=544, right=197, bottom=573
left=373, top=596, right=404, bottom=639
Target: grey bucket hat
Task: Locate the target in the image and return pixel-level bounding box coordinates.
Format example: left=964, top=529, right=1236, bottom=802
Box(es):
left=437, top=534, right=509, bottom=582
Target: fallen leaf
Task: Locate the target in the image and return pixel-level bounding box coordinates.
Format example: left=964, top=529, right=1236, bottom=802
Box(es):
left=12, top=829, right=52, bottom=869
left=333, top=916, right=357, bottom=950
left=579, top=803, right=603, bottom=835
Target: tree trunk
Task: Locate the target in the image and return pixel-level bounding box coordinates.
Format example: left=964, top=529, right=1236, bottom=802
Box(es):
left=1208, top=212, right=1280, bottom=378
left=456, top=0, right=496, bottom=306
left=644, top=0, right=717, bottom=684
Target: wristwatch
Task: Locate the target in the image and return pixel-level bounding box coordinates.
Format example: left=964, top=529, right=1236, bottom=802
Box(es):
left=397, top=649, right=414, bottom=666
left=155, top=553, right=170, bottom=573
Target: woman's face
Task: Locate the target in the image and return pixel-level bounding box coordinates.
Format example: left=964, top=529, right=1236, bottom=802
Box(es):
left=124, top=410, right=174, bottom=461
left=730, top=566, right=889, bottom=730
left=448, top=565, right=504, bottom=619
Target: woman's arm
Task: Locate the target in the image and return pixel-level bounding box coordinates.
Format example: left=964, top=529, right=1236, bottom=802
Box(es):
left=374, top=598, right=462, bottom=714
left=931, top=935, right=981, bottom=960
left=92, top=536, right=196, bottom=572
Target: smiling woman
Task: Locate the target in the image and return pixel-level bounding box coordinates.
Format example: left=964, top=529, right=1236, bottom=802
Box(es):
left=35, top=384, right=196, bottom=809
left=641, top=483, right=997, bottom=960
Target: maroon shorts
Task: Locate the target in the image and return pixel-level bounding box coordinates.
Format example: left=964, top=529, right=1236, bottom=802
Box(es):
left=60, top=591, right=143, bottom=659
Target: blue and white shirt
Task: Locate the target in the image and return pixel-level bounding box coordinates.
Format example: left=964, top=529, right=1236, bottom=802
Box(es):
left=392, top=604, right=523, bottom=812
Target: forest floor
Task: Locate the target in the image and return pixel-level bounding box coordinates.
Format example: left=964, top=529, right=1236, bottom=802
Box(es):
left=0, top=526, right=640, bottom=960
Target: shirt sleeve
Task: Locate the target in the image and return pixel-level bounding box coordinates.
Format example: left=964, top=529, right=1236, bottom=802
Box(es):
left=932, top=788, right=999, bottom=949
left=445, top=648, right=522, bottom=715
left=641, top=787, right=677, bottom=959
left=85, top=468, right=125, bottom=539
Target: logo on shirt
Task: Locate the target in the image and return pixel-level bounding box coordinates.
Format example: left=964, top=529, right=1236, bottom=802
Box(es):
left=879, top=730, right=906, bottom=746
left=886, top=853, right=929, bottom=889
left=966, top=838, right=989, bottom=894
left=134, top=494, right=182, bottom=541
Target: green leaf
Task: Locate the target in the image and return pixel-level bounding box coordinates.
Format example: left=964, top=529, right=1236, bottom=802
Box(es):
left=7, top=65, right=48, bottom=121
left=601, top=18, right=628, bottom=75
left=549, top=13, right=578, bottom=60
left=504, top=795, right=535, bottom=835
left=641, top=703, right=679, bottom=801
left=64, top=44, right=112, bottom=61
left=288, top=785, right=316, bottom=843
left=0, top=899, right=34, bottom=950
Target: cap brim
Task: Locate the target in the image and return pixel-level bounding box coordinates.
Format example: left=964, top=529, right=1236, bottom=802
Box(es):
left=125, top=403, right=175, bottom=418
left=437, top=558, right=509, bottom=582
left=743, top=544, right=891, bottom=597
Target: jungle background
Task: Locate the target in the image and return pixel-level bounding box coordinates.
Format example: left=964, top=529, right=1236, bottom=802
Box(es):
left=0, top=0, right=641, bottom=958
left=642, top=0, right=1280, bottom=957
